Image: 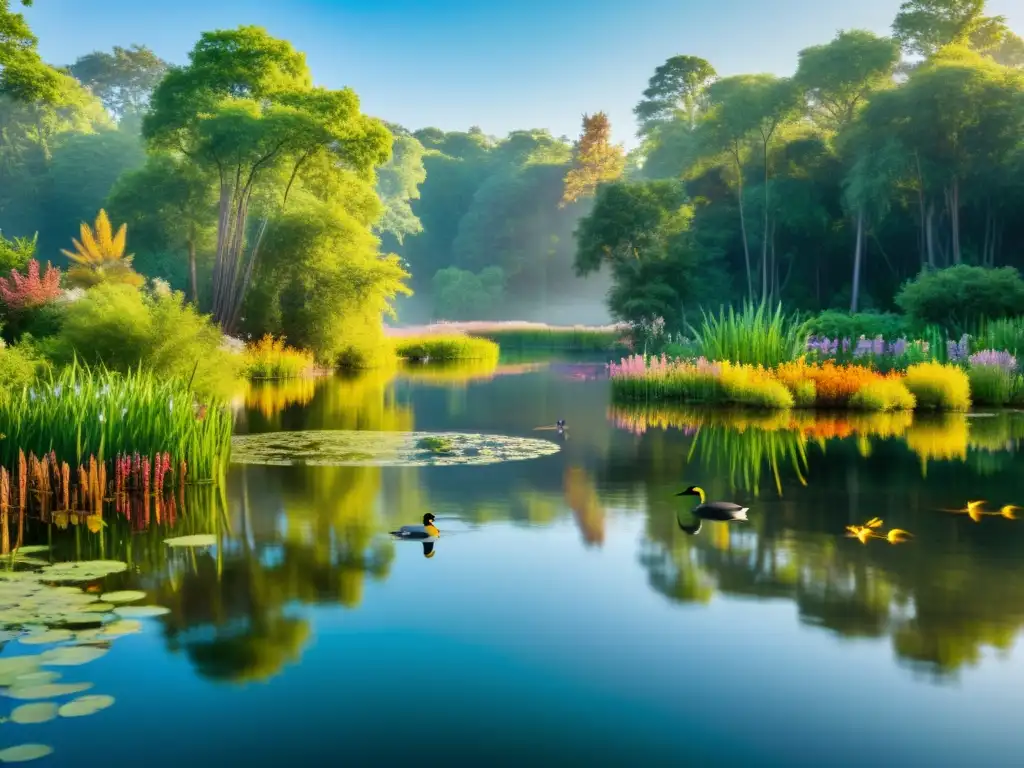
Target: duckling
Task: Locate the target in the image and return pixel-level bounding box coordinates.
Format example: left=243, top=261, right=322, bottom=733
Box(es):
left=675, top=485, right=748, bottom=535
left=390, top=513, right=440, bottom=540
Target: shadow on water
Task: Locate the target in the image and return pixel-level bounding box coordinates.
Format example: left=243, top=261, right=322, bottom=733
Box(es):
left=11, top=361, right=1024, bottom=763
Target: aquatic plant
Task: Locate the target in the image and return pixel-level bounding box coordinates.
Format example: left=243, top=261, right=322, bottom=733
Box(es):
left=903, top=361, right=971, bottom=412
left=387, top=321, right=626, bottom=353
left=242, top=334, right=317, bottom=379
left=392, top=334, right=500, bottom=363
left=60, top=209, right=144, bottom=289
left=848, top=378, right=916, bottom=412
left=416, top=436, right=455, bottom=455
left=230, top=430, right=561, bottom=467
left=967, top=363, right=1014, bottom=407
left=689, top=302, right=806, bottom=368
left=0, top=259, right=62, bottom=313
left=0, top=363, right=232, bottom=481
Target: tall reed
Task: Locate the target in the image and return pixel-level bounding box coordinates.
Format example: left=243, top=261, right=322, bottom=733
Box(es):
left=689, top=302, right=806, bottom=368
left=0, top=361, right=232, bottom=481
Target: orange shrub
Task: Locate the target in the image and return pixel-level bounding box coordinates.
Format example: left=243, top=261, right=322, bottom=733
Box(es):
left=775, top=361, right=884, bottom=407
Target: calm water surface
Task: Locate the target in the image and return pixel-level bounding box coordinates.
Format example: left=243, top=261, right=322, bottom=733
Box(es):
left=9, top=358, right=1024, bottom=766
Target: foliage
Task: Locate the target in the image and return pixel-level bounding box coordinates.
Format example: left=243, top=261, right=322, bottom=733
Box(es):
left=967, top=363, right=1013, bottom=406
left=0, top=339, right=40, bottom=397
left=431, top=266, right=504, bottom=320
left=392, top=334, right=500, bottom=363
left=690, top=302, right=806, bottom=367
left=775, top=360, right=884, bottom=407
left=894, top=265, right=1024, bottom=333
left=0, top=258, right=60, bottom=312
left=903, top=361, right=972, bottom=410
left=0, top=230, right=34, bottom=271
left=560, top=112, right=625, bottom=206
left=143, top=25, right=393, bottom=332
left=374, top=129, right=426, bottom=245
left=803, top=310, right=909, bottom=341
left=41, top=283, right=242, bottom=399
left=892, top=0, right=1013, bottom=58
left=60, top=209, right=144, bottom=289
left=68, top=44, right=167, bottom=120
left=975, top=316, right=1024, bottom=358
left=849, top=378, right=917, bottom=411
left=0, top=362, right=232, bottom=480
left=242, top=335, right=316, bottom=379
left=633, top=55, right=717, bottom=135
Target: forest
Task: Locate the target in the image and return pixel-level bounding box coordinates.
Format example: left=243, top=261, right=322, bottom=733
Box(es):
left=1, top=0, right=1023, bottom=364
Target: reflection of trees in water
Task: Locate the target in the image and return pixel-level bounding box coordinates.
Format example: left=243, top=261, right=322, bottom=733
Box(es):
left=621, top=411, right=1024, bottom=680
left=563, top=466, right=605, bottom=546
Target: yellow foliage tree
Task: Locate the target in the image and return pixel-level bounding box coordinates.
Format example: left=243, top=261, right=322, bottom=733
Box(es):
left=60, top=209, right=145, bottom=289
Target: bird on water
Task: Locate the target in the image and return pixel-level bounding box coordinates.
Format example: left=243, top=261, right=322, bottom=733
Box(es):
left=390, top=513, right=440, bottom=540
left=674, top=486, right=748, bottom=535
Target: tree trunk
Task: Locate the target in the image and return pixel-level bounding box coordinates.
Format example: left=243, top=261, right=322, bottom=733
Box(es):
left=732, top=149, right=754, bottom=301
left=914, top=152, right=927, bottom=268
left=761, top=138, right=770, bottom=305
left=925, top=202, right=936, bottom=269
left=188, top=229, right=198, bottom=307
left=850, top=210, right=864, bottom=313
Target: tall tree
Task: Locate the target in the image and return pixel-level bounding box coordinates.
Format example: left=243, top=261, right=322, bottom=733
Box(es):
left=634, top=55, right=717, bottom=135
left=374, top=125, right=426, bottom=245
left=143, top=26, right=392, bottom=332
left=560, top=112, right=625, bottom=206
left=892, top=0, right=1010, bottom=58
left=69, top=44, right=168, bottom=120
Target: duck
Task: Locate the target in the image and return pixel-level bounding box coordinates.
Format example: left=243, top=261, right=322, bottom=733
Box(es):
left=674, top=486, right=748, bottom=535
left=390, top=513, right=440, bottom=540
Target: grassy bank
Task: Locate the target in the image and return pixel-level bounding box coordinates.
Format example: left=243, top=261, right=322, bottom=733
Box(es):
left=241, top=335, right=319, bottom=380
left=386, top=321, right=627, bottom=353
left=392, top=334, right=500, bottom=363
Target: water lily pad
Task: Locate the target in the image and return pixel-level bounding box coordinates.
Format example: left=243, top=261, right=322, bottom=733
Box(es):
left=39, top=561, right=127, bottom=582
left=100, top=591, right=146, bottom=604
left=78, top=602, right=114, bottom=613
left=231, top=430, right=561, bottom=468
left=55, top=614, right=107, bottom=628
left=99, top=620, right=141, bottom=637
left=10, top=702, right=58, bottom=724
left=18, top=629, right=73, bottom=646
left=163, top=535, right=217, bottom=548
left=0, top=657, right=40, bottom=677
left=4, top=682, right=91, bottom=700
left=11, top=546, right=49, bottom=555
left=12, top=672, right=60, bottom=688
left=112, top=605, right=169, bottom=618
left=57, top=694, right=114, bottom=718
left=39, top=646, right=107, bottom=666
left=0, top=744, right=54, bottom=762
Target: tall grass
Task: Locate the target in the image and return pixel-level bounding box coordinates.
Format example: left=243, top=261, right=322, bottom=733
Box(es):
left=689, top=302, right=806, bottom=367
left=386, top=321, right=626, bottom=352
left=393, top=334, right=500, bottom=363
left=242, top=335, right=317, bottom=379
left=0, top=362, right=232, bottom=481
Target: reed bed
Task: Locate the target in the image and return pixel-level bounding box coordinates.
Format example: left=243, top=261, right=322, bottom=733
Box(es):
left=0, top=449, right=189, bottom=553
left=690, top=302, right=807, bottom=368
left=392, top=334, right=500, bottom=363
left=242, top=334, right=319, bottom=379
left=0, top=362, right=232, bottom=481
left=609, top=354, right=961, bottom=412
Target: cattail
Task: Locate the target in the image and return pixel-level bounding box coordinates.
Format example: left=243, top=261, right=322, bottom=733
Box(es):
left=1, top=467, right=9, bottom=555
left=180, top=460, right=187, bottom=486
left=17, top=450, right=26, bottom=511
left=61, top=462, right=70, bottom=511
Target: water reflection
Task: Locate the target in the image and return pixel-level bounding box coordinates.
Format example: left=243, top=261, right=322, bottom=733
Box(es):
left=25, top=369, right=1024, bottom=695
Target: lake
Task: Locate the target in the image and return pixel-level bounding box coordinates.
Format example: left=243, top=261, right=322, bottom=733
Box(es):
left=5, top=357, right=1024, bottom=766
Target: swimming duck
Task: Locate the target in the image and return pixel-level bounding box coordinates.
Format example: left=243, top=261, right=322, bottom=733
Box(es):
left=674, top=486, right=748, bottom=535
left=390, top=513, right=440, bottom=540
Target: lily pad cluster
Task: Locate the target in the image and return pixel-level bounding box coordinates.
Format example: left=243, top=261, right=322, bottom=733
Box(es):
left=0, top=556, right=169, bottom=762
left=230, top=430, right=562, bottom=467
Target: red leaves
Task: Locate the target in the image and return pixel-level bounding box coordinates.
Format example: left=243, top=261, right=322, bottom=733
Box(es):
left=0, top=260, right=62, bottom=312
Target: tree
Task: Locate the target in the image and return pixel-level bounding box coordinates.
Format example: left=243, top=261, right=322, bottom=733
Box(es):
left=374, top=127, right=426, bottom=245
left=795, top=30, right=901, bottom=311
left=892, top=0, right=1010, bottom=58
left=143, top=26, right=392, bottom=332
left=69, top=44, right=168, bottom=120
left=106, top=154, right=217, bottom=305
left=634, top=55, right=717, bottom=135
left=796, top=31, right=901, bottom=131
left=431, top=266, right=504, bottom=320
left=560, top=112, right=625, bottom=206
left=60, top=209, right=144, bottom=288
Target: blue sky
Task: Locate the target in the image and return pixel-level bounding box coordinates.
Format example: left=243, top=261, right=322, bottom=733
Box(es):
left=25, top=0, right=1024, bottom=148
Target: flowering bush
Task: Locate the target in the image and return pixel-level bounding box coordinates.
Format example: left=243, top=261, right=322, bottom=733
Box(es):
left=904, top=361, right=971, bottom=411
left=0, top=260, right=62, bottom=313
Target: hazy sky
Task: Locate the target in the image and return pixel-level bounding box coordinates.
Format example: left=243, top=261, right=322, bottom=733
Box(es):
left=24, top=0, right=1024, bottom=148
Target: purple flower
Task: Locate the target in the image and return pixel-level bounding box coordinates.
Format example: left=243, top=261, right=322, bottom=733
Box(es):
left=968, top=348, right=1017, bottom=375
left=947, top=333, right=969, bottom=363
